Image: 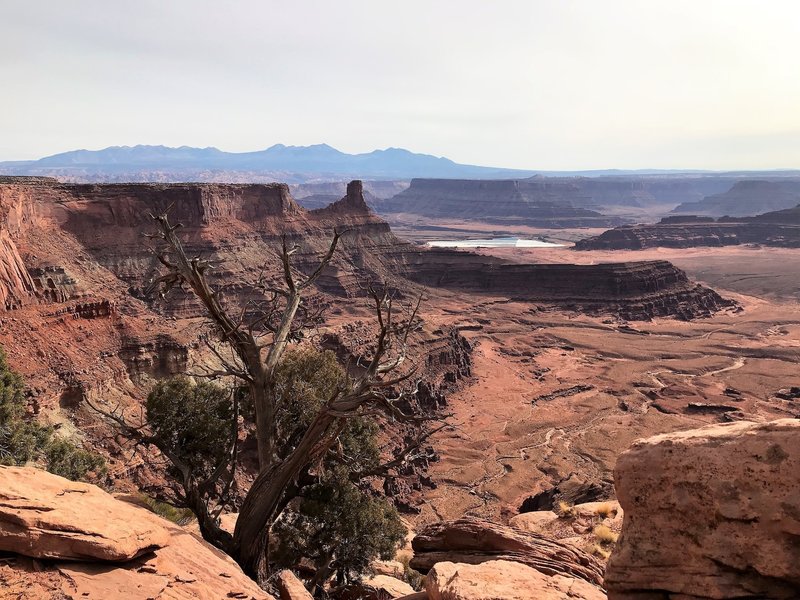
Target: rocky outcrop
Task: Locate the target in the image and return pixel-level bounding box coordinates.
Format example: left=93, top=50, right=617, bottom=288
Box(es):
left=672, top=180, right=800, bottom=217
left=410, top=518, right=604, bottom=586
left=0, top=466, right=169, bottom=561
left=519, top=476, right=614, bottom=513
left=425, top=560, right=606, bottom=600
left=278, top=569, right=314, bottom=600
left=0, top=465, right=274, bottom=599
left=0, top=228, right=36, bottom=309
left=605, top=419, right=800, bottom=599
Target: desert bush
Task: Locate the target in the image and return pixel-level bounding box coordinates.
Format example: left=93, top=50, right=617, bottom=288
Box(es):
left=557, top=500, right=575, bottom=518
left=273, top=465, right=406, bottom=585
left=146, top=376, right=233, bottom=481
left=594, top=523, right=619, bottom=545
left=140, top=494, right=195, bottom=525
left=399, top=553, right=425, bottom=591
left=594, top=501, right=616, bottom=519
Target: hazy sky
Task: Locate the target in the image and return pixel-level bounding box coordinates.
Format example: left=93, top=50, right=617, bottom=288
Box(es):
left=1, top=1, right=799, bottom=169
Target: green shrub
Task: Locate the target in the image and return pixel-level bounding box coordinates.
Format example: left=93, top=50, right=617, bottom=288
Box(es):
left=146, top=377, right=233, bottom=480
left=273, top=466, right=407, bottom=583
left=0, top=348, right=105, bottom=481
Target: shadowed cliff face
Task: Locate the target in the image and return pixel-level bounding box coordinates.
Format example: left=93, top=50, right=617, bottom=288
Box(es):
left=672, top=180, right=800, bottom=217
left=0, top=182, right=47, bottom=309
left=374, top=176, right=758, bottom=226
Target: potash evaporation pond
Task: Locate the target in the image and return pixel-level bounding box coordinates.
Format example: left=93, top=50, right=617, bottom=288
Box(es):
left=426, top=237, right=565, bottom=248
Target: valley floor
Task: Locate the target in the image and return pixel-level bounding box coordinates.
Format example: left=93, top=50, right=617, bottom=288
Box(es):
left=408, top=244, right=800, bottom=526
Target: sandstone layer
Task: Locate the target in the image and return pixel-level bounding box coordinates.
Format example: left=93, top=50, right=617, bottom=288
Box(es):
left=405, top=255, right=734, bottom=320
left=0, top=465, right=274, bottom=600
left=605, top=419, right=800, bottom=599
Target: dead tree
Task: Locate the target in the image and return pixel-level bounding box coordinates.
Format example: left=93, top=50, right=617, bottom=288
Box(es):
left=146, top=212, right=342, bottom=472
left=92, top=209, right=435, bottom=583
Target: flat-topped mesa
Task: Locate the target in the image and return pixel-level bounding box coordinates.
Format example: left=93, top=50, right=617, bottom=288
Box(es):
left=672, top=179, right=800, bottom=217
left=404, top=255, right=734, bottom=320
left=57, top=182, right=304, bottom=229
left=0, top=178, right=733, bottom=321
left=379, top=177, right=622, bottom=227
left=575, top=204, right=800, bottom=250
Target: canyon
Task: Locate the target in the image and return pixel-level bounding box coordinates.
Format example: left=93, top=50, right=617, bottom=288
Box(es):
left=1, top=176, right=799, bottom=598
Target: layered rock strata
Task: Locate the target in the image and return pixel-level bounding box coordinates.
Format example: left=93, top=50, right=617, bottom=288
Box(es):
left=404, top=256, right=734, bottom=320
left=672, top=180, right=800, bottom=217
left=379, top=178, right=621, bottom=227
left=409, top=518, right=605, bottom=586
left=1, top=178, right=733, bottom=324
left=575, top=205, right=800, bottom=250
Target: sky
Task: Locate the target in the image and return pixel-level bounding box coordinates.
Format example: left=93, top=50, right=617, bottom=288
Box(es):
left=1, top=0, right=799, bottom=170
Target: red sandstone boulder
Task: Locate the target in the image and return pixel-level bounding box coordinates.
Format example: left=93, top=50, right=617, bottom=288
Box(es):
left=277, top=569, right=314, bottom=600
left=426, top=560, right=606, bottom=600
left=605, top=419, right=800, bottom=599
left=0, top=466, right=169, bottom=561
left=363, top=574, right=416, bottom=598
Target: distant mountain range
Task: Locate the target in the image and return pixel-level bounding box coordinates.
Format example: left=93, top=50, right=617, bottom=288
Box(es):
left=0, top=144, right=540, bottom=182
left=7, top=144, right=800, bottom=184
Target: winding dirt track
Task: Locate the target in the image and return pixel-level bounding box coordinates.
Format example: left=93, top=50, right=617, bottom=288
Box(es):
left=413, top=282, right=800, bottom=525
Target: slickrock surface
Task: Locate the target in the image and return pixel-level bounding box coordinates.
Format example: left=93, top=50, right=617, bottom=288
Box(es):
left=0, top=466, right=169, bottom=561
left=509, top=501, right=623, bottom=555
left=57, top=525, right=274, bottom=600
left=410, top=518, right=604, bottom=586
left=425, top=560, right=606, bottom=600
left=605, top=419, right=800, bottom=599
left=0, top=465, right=274, bottom=600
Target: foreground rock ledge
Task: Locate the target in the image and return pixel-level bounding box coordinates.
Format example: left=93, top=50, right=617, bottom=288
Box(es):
left=426, top=560, right=606, bottom=600
left=605, top=419, right=800, bottom=599
left=0, top=465, right=169, bottom=561
left=0, top=465, right=274, bottom=599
